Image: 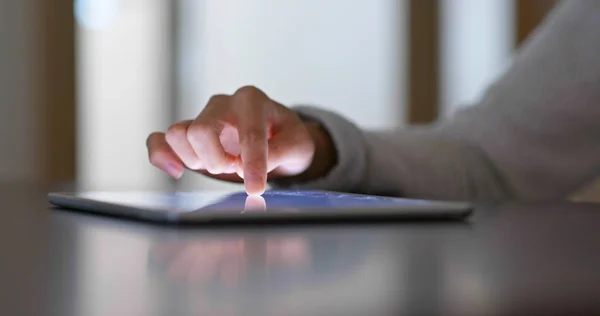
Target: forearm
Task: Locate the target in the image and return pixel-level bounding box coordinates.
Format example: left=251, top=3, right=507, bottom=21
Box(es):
left=273, top=0, right=600, bottom=201
left=272, top=109, right=512, bottom=201
left=357, top=128, right=513, bottom=201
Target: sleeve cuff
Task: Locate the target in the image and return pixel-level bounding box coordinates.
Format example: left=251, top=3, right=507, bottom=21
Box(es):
left=269, top=105, right=367, bottom=193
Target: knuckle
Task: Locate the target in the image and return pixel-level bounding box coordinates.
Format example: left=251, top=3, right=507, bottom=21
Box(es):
left=165, top=123, right=188, bottom=143
left=244, top=128, right=265, bottom=144
left=244, top=169, right=266, bottom=181
left=186, top=124, right=212, bottom=143
left=205, top=165, right=220, bottom=174
left=234, top=85, right=263, bottom=100
left=205, top=157, right=226, bottom=174
left=207, top=94, right=229, bottom=108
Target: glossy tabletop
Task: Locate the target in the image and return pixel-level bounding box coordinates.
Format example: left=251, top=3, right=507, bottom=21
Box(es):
left=1, top=184, right=600, bottom=316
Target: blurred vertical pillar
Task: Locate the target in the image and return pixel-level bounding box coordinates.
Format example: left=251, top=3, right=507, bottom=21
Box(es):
left=407, top=0, right=439, bottom=124
left=516, top=0, right=557, bottom=46
left=76, top=0, right=174, bottom=191
left=35, top=0, right=77, bottom=189
left=439, top=0, right=515, bottom=118
left=0, top=0, right=40, bottom=184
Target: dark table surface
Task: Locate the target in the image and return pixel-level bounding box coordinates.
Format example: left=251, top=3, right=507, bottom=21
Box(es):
left=1, top=184, right=600, bottom=316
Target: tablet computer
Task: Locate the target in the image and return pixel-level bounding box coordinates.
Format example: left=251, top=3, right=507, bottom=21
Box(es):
left=47, top=190, right=473, bottom=224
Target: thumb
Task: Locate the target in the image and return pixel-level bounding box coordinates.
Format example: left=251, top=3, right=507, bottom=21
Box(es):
left=265, top=127, right=315, bottom=177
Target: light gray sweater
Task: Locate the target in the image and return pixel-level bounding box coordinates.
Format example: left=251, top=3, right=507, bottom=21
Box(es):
left=274, top=0, right=600, bottom=201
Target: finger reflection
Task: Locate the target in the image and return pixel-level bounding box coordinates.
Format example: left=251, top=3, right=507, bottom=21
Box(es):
left=243, top=195, right=266, bottom=212
left=146, top=228, right=390, bottom=314
left=150, top=235, right=310, bottom=287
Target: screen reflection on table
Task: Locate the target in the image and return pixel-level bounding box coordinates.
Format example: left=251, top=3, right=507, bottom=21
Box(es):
left=150, top=195, right=310, bottom=286
left=146, top=195, right=387, bottom=314
left=148, top=196, right=371, bottom=283
left=69, top=193, right=481, bottom=316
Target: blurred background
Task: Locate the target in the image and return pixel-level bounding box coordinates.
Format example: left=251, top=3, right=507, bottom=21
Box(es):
left=0, top=0, right=559, bottom=193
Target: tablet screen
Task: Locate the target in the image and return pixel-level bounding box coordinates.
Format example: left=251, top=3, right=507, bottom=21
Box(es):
left=77, top=190, right=430, bottom=213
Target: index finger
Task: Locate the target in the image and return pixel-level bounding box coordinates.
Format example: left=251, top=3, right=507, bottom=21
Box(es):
left=235, top=89, right=269, bottom=195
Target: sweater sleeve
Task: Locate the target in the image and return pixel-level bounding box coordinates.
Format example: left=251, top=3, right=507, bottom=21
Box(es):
left=271, top=0, right=600, bottom=201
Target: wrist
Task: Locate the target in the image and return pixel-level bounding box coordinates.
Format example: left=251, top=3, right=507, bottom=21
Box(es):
left=304, top=119, right=337, bottom=179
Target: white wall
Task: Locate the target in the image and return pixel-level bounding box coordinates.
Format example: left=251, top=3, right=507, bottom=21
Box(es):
left=439, top=0, right=514, bottom=118
left=76, top=0, right=172, bottom=190
left=0, top=0, right=40, bottom=183
left=178, top=0, right=406, bottom=190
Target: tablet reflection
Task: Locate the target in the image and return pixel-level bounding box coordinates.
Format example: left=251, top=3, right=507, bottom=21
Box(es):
left=146, top=196, right=379, bottom=290
left=150, top=235, right=310, bottom=286
left=151, top=196, right=313, bottom=286
left=143, top=201, right=479, bottom=315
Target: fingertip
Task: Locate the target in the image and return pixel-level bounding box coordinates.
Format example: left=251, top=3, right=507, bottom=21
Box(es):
left=241, top=159, right=267, bottom=192
left=165, top=162, right=184, bottom=179
left=246, top=186, right=265, bottom=196
left=244, top=173, right=266, bottom=196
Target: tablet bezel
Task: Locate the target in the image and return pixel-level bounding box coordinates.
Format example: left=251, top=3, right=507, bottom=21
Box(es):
left=47, top=190, right=473, bottom=224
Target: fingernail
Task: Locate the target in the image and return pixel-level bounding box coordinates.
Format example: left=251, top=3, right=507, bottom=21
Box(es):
left=166, top=163, right=183, bottom=179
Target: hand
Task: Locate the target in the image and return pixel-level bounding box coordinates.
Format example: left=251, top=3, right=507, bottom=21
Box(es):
left=146, top=86, right=335, bottom=195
